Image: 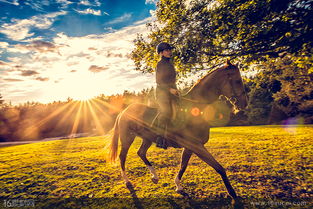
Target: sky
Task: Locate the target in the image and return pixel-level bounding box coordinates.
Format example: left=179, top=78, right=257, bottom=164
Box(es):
left=0, top=0, right=157, bottom=104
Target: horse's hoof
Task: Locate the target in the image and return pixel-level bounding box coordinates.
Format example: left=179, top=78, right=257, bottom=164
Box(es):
left=125, top=182, right=133, bottom=189
left=231, top=196, right=244, bottom=209
left=151, top=178, right=159, bottom=184
left=176, top=189, right=189, bottom=197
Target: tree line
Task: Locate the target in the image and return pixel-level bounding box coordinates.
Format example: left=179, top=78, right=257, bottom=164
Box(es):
left=0, top=90, right=154, bottom=142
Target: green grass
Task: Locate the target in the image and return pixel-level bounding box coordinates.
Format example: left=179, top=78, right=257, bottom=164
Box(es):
left=0, top=125, right=312, bottom=208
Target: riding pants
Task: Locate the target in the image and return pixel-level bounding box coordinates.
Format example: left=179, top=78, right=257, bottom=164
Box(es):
left=155, top=85, right=178, bottom=136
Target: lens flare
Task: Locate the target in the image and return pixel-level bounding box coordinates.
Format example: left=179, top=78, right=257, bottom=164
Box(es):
left=203, top=105, right=216, bottom=121
left=283, top=117, right=304, bottom=134
left=191, top=107, right=200, bottom=117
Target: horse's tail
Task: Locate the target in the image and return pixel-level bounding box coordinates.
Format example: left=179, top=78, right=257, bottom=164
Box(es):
left=108, top=114, right=120, bottom=163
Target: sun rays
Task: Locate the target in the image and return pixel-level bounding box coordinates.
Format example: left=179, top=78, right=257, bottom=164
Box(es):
left=20, top=97, right=126, bottom=142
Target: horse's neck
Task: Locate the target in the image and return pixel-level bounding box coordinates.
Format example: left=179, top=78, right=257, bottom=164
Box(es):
left=184, top=72, right=220, bottom=104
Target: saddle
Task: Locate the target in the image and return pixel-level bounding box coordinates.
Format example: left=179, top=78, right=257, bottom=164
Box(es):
left=150, top=102, right=185, bottom=131
left=149, top=102, right=184, bottom=148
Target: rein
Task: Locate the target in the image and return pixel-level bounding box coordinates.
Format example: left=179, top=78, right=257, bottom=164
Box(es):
left=175, top=69, right=242, bottom=106
left=177, top=95, right=213, bottom=105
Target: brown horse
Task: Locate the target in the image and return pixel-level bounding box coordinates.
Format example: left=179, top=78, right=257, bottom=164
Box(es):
left=108, top=61, right=248, bottom=201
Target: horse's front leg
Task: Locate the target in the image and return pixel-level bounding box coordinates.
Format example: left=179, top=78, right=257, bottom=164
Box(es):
left=193, top=145, right=237, bottom=200
left=175, top=148, right=192, bottom=192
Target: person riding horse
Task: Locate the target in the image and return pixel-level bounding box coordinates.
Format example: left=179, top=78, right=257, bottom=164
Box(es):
left=155, top=42, right=179, bottom=149
left=108, top=59, right=248, bottom=203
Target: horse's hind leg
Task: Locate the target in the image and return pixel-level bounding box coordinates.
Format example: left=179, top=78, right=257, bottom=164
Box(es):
left=137, top=139, right=159, bottom=183
left=119, top=130, right=136, bottom=187
left=175, top=148, right=192, bottom=192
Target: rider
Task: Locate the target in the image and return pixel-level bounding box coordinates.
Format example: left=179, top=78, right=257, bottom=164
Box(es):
left=155, top=42, right=179, bottom=149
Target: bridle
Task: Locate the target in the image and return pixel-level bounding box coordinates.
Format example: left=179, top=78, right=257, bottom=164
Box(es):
left=221, top=72, right=246, bottom=109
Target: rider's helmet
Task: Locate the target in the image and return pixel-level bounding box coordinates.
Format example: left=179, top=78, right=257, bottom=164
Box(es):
left=156, top=42, right=173, bottom=54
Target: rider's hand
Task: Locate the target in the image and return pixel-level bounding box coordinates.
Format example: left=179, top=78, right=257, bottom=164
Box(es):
left=170, top=88, right=179, bottom=96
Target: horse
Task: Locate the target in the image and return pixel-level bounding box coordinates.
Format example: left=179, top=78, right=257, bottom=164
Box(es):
left=107, top=60, right=248, bottom=202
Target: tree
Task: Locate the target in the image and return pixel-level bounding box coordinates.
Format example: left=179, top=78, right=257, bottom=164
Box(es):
left=244, top=72, right=276, bottom=124
left=244, top=54, right=313, bottom=124
left=131, top=0, right=313, bottom=73
left=268, top=55, right=313, bottom=121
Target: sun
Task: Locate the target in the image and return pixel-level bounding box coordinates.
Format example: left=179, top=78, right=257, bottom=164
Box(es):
left=70, top=84, right=98, bottom=101
left=72, top=93, right=94, bottom=102
left=43, top=67, right=127, bottom=103
left=49, top=72, right=102, bottom=102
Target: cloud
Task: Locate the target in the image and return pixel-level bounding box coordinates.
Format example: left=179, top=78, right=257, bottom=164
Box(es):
left=21, top=36, right=44, bottom=43
left=0, top=64, right=22, bottom=73
left=74, top=8, right=101, bottom=16
left=104, top=27, right=116, bottom=33
left=88, top=65, right=109, bottom=73
left=35, top=77, right=49, bottom=81
left=20, top=70, right=39, bottom=76
left=67, top=61, right=79, bottom=66
left=33, top=56, right=61, bottom=64
left=79, top=0, right=101, bottom=7
left=3, top=78, right=23, bottom=82
left=105, top=51, right=124, bottom=58
left=24, top=0, right=50, bottom=12
left=68, top=52, right=89, bottom=58
left=2, top=18, right=154, bottom=104
left=18, top=40, right=59, bottom=53
left=107, top=13, right=132, bottom=25
left=0, top=0, right=19, bottom=6
left=145, top=0, right=158, bottom=4
left=0, top=60, right=9, bottom=66
left=133, top=17, right=155, bottom=26
left=56, top=0, right=73, bottom=9
left=79, top=0, right=91, bottom=6
left=0, top=42, right=9, bottom=48
left=0, top=11, right=67, bottom=41
left=0, top=41, right=9, bottom=54
left=94, top=0, right=101, bottom=6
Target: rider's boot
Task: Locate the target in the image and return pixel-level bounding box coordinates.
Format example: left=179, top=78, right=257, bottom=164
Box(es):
left=156, top=125, right=168, bottom=149
left=156, top=135, right=167, bottom=149
left=155, top=115, right=169, bottom=149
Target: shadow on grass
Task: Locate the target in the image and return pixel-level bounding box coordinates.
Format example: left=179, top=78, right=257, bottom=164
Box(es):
left=126, top=182, right=144, bottom=209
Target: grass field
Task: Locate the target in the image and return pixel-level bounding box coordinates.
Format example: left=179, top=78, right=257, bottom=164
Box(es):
left=0, top=125, right=312, bottom=208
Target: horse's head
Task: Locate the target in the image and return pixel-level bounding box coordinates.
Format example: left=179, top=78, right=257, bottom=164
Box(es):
left=218, top=61, right=248, bottom=110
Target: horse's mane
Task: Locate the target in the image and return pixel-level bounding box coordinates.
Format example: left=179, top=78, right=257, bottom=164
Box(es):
left=185, top=64, right=228, bottom=95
